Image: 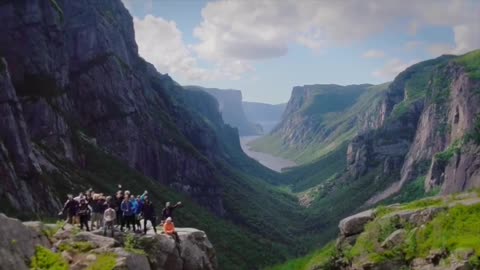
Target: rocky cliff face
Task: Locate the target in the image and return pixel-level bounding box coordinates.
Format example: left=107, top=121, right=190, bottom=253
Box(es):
left=184, top=86, right=262, bottom=136
left=345, top=52, right=480, bottom=204
left=251, top=83, right=387, bottom=163
left=0, top=0, right=240, bottom=215
left=0, top=213, right=217, bottom=270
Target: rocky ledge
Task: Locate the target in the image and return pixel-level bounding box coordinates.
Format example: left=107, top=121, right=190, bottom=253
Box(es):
left=334, top=192, right=480, bottom=270
left=0, top=214, right=217, bottom=270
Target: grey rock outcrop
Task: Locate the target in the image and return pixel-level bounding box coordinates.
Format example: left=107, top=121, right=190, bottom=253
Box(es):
left=136, top=228, right=217, bottom=270
left=380, top=229, right=406, bottom=249
left=0, top=213, right=51, bottom=270
left=0, top=213, right=217, bottom=270
left=338, top=209, right=375, bottom=237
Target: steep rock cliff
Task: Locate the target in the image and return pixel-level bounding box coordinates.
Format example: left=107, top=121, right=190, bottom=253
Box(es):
left=349, top=52, right=480, bottom=204
left=184, top=86, right=262, bottom=136
left=0, top=0, right=229, bottom=215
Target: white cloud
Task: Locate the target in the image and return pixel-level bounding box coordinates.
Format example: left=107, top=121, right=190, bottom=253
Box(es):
left=193, top=0, right=480, bottom=62
left=127, top=0, right=480, bottom=82
left=133, top=15, right=214, bottom=81
left=362, top=49, right=386, bottom=59
left=372, top=59, right=417, bottom=80
left=133, top=15, right=252, bottom=82
left=452, top=24, right=480, bottom=54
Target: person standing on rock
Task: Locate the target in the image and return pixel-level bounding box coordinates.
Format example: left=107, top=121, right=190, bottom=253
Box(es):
left=59, top=194, right=78, bottom=230
left=161, top=201, right=183, bottom=224
left=103, top=203, right=116, bottom=237
left=163, top=217, right=180, bottom=243
left=120, top=193, right=134, bottom=231
left=130, top=195, right=140, bottom=231
left=142, top=196, right=157, bottom=235
left=135, top=195, right=144, bottom=231
left=114, top=189, right=124, bottom=227
left=91, top=194, right=106, bottom=229
left=78, top=199, right=91, bottom=231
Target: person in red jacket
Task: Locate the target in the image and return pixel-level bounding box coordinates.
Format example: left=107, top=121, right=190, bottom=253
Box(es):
left=163, top=217, right=180, bottom=243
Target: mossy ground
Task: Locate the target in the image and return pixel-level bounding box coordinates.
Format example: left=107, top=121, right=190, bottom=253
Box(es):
left=455, top=50, right=480, bottom=80
left=86, top=254, right=117, bottom=270
left=265, top=243, right=336, bottom=270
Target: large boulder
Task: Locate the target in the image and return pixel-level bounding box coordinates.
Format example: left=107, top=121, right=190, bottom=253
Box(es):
left=73, top=231, right=118, bottom=249
left=339, top=209, right=375, bottom=237
left=383, top=206, right=447, bottom=226
left=381, top=229, right=406, bottom=249
left=137, top=228, right=217, bottom=270
left=0, top=213, right=51, bottom=270
left=112, top=248, right=151, bottom=270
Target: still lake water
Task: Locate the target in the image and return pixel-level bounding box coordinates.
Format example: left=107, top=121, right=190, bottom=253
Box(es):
left=240, top=136, right=297, bottom=172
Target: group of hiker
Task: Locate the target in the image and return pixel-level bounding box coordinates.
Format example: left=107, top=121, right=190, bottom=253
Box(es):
left=58, top=185, right=182, bottom=242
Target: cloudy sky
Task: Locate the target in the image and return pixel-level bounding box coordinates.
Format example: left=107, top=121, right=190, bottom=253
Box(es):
left=123, top=0, right=480, bottom=104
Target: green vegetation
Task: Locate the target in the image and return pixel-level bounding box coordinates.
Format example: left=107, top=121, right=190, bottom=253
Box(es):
left=429, top=68, right=452, bottom=105
left=266, top=243, right=336, bottom=270
left=401, top=197, right=443, bottom=211
left=347, top=217, right=400, bottom=263
left=471, top=116, right=480, bottom=144
left=390, top=55, right=453, bottom=120
left=283, top=143, right=348, bottom=192
left=455, top=50, right=480, bottom=80
left=49, top=0, right=64, bottom=22
left=31, top=246, right=69, bottom=270
left=383, top=176, right=440, bottom=205
left=42, top=221, right=63, bottom=239
left=124, top=234, right=146, bottom=255
left=405, top=204, right=480, bottom=259
left=87, top=253, right=117, bottom=270
left=435, top=138, right=463, bottom=163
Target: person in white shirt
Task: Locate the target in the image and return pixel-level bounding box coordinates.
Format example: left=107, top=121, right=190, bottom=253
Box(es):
left=103, top=204, right=116, bottom=237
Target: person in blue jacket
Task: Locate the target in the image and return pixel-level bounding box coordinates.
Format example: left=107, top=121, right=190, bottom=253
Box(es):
left=134, top=195, right=144, bottom=231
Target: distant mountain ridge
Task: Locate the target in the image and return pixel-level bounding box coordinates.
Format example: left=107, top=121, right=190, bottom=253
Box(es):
left=243, top=101, right=286, bottom=133
left=184, top=86, right=263, bottom=136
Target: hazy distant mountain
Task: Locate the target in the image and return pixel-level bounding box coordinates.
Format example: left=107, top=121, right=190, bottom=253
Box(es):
left=243, top=102, right=286, bottom=133
left=184, top=86, right=263, bottom=136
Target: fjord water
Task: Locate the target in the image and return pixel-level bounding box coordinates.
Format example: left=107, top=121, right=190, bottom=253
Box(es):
left=240, top=136, right=296, bottom=172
